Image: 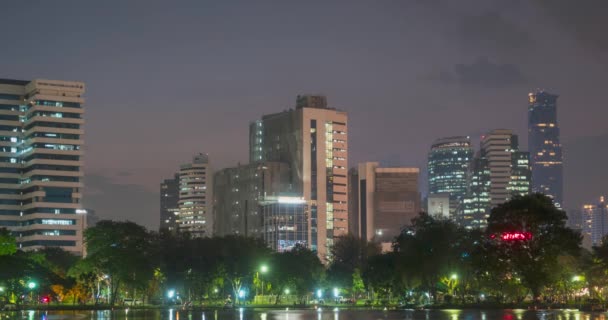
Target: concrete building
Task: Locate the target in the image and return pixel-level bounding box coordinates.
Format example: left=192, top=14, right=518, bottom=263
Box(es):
left=427, top=136, right=473, bottom=218
left=582, top=197, right=608, bottom=247
left=461, top=129, right=531, bottom=229
left=213, top=161, right=290, bottom=237
left=349, top=162, right=420, bottom=244
left=528, top=91, right=563, bottom=208
left=254, top=95, right=348, bottom=260
left=260, top=196, right=308, bottom=252
left=177, top=153, right=212, bottom=237
left=160, top=173, right=179, bottom=232
left=0, top=78, right=86, bottom=255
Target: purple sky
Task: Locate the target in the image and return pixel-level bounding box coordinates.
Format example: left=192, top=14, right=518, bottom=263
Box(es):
left=2, top=1, right=607, bottom=229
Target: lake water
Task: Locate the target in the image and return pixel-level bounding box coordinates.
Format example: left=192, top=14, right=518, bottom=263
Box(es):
left=1, top=308, right=606, bottom=320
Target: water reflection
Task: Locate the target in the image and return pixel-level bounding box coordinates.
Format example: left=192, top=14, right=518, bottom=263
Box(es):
left=3, top=309, right=608, bottom=320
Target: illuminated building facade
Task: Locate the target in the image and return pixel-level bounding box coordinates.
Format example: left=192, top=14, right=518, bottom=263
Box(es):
left=160, top=173, right=179, bottom=232
left=254, top=95, right=348, bottom=261
left=461, top=129, right=530, bottom=229
left=528, top=91, right=563, bottom=208
left=260, top=196, right=308, bottom=252
left=0, top=78, right=86, bottom=255
left=177, top=153, right=212, bottom=237
left=427, top=136, right=473, bottom=218
left=213, top=161, right=290, bottom=237
left=582, top=197, right=608, bottom=246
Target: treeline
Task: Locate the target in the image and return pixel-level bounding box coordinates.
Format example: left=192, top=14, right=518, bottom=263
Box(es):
left=2, top=194, right=608, bottom=307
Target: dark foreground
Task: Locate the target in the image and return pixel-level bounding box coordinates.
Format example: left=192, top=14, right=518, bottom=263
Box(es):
left=0, top=309, right=605, bottom=320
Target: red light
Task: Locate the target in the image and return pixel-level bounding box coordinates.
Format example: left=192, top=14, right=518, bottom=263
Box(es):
left=42, top=297, right=49, bottom=303
left=500, top=232, right=532, bottom=241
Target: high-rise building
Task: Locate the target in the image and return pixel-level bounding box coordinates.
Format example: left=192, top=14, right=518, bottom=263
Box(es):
left=213, top=161, right=290, bottom=237
left=0, top=78, right=86, bottom=255
left=427, top=136, right=473, bottom=217
left=528, top=91, right=563, bottom=208
left=249, top=120, right=264, bottom=163
left=260, top=196, right=308, bottom=252
left=177, top=153, right=212, bottom=237
left=254, top=95, right=348, bottom=260
left=160, top=173, right=179, bottom=232
left=349, top=162, right=420, bottom=244
left=582, top=197, right=608, bottom=246
left=461, top=129, right=531, bottom=229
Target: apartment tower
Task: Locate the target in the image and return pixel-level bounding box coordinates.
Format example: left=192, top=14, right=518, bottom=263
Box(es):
left=254, top=95, right=348, bottom=260
left=0, top=78, right=86, bottom=255
left=177, top=153, right=212, bottom=237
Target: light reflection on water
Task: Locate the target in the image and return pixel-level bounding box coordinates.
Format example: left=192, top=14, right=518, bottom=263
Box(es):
left=3, top=309, right=608, bottom=320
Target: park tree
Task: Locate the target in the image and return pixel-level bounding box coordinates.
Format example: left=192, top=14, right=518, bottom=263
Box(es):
left=268, top=244, right=324, bottom=304
left=0, top=228, right=16, bottom=256
left=83, top=220, right=155, bottom=306
left=485, top=194, right=581, bottom=301
left=327, top=234, right=380, bottom=289
left=393, top=213, right=469, bottom=301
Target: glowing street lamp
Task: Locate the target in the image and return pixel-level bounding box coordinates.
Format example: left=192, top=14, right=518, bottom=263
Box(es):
left=260, top=265, right=269, bottom=274
left=238, top=289, right=246, bottom=299
left=450, top=274, right=458, bottom=280
left=572, top=275, right=582, bottom=282
left=167, top=289, right=175, bottom=299
left=333, top=288, right=339, bottom=298
left=316, top=289, right=323, bottom=299
left=28, top=281, right=36, bottom=289
left=284, top=288, right=290, bottom=295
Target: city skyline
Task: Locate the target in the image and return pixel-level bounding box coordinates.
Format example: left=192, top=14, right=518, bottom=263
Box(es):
left=1, top=1, right=607, bottom=229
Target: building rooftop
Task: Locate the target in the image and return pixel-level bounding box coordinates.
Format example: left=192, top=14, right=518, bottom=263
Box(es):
left=0, top=78, right=29, bottom=86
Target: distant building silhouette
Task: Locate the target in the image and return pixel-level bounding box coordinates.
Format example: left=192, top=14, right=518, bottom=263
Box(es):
left=160, top=173, right=179, bottom=232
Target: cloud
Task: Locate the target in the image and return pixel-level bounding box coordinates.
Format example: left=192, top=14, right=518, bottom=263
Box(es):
left=83, top=174, right=159, bottom=230
left=438, top=56, right=527, bottom=87
left=458, top=11, right=532, bottom=51
left=533, top=0, right=608, bottom=55
left=116, top=170, right=133, bottom=177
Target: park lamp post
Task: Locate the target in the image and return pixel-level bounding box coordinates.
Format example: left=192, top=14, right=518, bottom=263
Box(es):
left=27, top=281, right=36, bottom=305
left=260, top=264, right=269, bottom=298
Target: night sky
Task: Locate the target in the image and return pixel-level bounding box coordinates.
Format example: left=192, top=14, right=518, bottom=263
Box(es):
left=2, top=1, right=606, bottom=229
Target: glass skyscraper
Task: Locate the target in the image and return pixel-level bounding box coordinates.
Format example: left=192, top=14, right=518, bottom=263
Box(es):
left=427, top=136, right=473, bottom=217
left=528, top=91, right=563, bottom=208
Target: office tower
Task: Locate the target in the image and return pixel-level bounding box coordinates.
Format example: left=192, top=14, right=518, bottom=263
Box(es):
left=0, top=78, right=86, bottom=255
left=427, top=136, right=473, bottom=217
left=213, top=161, right=290, bottom=237
left=160, top=173, right=179, bottom=232
left=260, top=196, right=308, bottom=252
left=582, top=197, right=608, bottom=246
left=254, top=95, right=347, bottom=260
left=528, top=91, right=563, bottom=208
left=349, top=162, right=420, bottom=244
left=177, top=153, right=212, bottom=237
left=427, top=193, right=450, bottom=219
left=461, top=129, right=530, bottom=229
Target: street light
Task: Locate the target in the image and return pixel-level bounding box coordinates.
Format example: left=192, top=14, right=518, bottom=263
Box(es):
left=167, top=289, right=175, bottom=299
left=333, top=288, right=339, bottom=298
left=572, top=275, right=582, bottom=282
left=450, top=274, right=458, bottom=280
left=284, top=288, right=290, bottom=295
left=260, top=265, right=268, bottom=274
left=316, top=289, right=323, bottom=299
left=238, top=289, right=246, bottom=299
left=28, top=281, right=36, bottom=289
